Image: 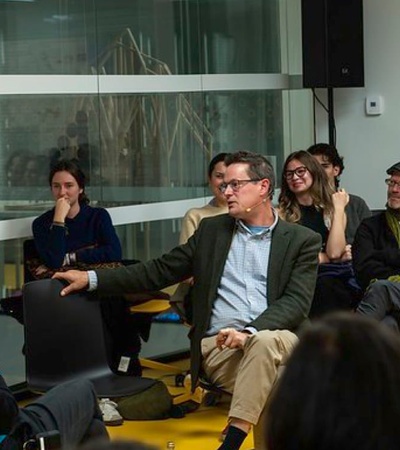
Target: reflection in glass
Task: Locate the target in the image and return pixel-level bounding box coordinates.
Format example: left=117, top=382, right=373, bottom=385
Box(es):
left=116, top=220, right=180, bottom=262
left=0, top=0, right=281, bottom=75
left=0, top=95, right=101, bottom=207
left=0, top=90, right=282, bottom=209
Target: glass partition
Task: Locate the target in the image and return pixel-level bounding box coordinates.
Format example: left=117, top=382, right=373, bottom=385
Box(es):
left=0, top=0, right=280, bottom=75
left=0, top=90, right=282, bottom=211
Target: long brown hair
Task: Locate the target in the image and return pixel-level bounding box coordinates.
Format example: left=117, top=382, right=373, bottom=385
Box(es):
left=278, top=150, right=334, bottom=223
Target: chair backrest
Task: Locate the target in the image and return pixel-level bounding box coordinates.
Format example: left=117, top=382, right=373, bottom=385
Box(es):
left=23, top=278, right=155, bottom=397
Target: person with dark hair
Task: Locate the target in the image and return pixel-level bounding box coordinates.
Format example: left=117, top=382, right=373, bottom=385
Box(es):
left=0, top=374, right=109, bottom=449
left=31, top=159, right=143, bottom=425
left=52, top=150, right=321, bottom=450
left=179, top=152, right=229, bottom=244
left=265, top=313, right=400, bottom=450
left=279, top=150, right=361, bottom=317
left=353, top=162, right=400, bottom=330
left=5, top=151, right=28, bottom=187
left=307, top=143, right=345, bottom=189
left=307, top=143, right=370, bottom=244
left=32, top=159, right=119, bottom=270
left=23, top=155, right=49, bottom=187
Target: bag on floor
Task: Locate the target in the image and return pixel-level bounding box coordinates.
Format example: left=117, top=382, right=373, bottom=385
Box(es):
left=116, top=380, right=174, bottom=420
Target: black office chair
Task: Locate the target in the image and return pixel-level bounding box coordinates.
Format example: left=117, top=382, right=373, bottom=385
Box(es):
left=23, top=278, right=155, bottom=397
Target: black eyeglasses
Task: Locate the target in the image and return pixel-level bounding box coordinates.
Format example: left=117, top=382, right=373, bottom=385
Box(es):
left=385, top=178, right=400, bottom=189
left=219, top=179, right=262, bottom=193
left=284, top=166, right=308, bottom=180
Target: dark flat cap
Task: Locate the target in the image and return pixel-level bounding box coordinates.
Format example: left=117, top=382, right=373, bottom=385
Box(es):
left=387, top=162, right=400, bottom=175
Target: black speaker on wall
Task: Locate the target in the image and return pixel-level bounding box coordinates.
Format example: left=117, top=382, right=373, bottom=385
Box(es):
left=301, top=0, right=364, bottom=88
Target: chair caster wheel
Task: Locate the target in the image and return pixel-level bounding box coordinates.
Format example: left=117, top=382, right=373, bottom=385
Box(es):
left=175, top=374, right=185, bottom=387
left=204, top=392, right=221, bottom=407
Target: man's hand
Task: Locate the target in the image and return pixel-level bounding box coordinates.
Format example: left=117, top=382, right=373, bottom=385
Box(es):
left=52, top=270, right=89, bottom=296
left=216, top=328, right=251, bottom=350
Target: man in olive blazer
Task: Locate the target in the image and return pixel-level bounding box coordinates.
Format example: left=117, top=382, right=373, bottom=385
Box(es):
left=56, top=152, right=321, bottom=450
left=95, top=213, right=319, bottom=383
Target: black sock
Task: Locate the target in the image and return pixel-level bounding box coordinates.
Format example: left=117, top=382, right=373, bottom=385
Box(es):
left=217, top=425, right=247, bottom=450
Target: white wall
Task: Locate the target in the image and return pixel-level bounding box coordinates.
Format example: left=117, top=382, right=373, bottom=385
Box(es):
left=313, top=0, right=400, bottom=209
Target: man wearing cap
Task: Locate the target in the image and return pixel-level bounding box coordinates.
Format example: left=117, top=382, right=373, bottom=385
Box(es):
left=353, top=161, right=400, bottom=329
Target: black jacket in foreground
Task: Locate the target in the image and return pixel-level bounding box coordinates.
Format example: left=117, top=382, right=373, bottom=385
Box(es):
left=0, top=374, right=44, bottom=450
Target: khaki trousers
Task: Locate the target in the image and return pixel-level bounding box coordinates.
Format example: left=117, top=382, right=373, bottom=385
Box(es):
left=201, top=329, right=298, bottom=425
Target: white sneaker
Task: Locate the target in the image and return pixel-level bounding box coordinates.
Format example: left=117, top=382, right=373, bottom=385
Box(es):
left=99, top=398, right=124, bottom=426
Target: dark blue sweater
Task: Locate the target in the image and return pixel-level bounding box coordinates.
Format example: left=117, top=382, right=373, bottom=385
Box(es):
left=32, top=203, right=122, bottom=269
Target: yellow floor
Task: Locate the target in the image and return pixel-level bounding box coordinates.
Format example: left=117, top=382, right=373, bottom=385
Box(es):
left=19, top=360, right=255, bottom=449
left=107, top=365, right=255, bottom=450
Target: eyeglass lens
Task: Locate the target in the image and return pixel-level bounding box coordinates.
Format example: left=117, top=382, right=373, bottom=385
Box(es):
left=219, top=179, right=260, bottom=193
left=285, top=166, right=307, bottom=180
left=386, top=179, right=400, bottom=188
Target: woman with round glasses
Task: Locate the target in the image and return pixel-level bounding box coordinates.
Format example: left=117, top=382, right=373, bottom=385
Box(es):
left=278, top=151, right=355, bottom=317
left=279, top=151, right=348, bottom=262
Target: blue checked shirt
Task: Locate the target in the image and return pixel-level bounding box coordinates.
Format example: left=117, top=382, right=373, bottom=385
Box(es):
left=206, top=210, right=278, bottom=336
